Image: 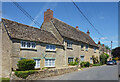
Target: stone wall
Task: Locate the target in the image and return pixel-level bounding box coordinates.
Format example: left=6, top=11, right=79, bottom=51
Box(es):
left=11, top=66, right=78, bottom=80
left=11, top=39, right=65, bottom=70
left=2, top=22, right=12, bottom=78
left=64, top=38, right=100, bottom=66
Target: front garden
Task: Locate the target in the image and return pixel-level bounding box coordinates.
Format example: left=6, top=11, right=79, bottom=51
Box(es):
left=11, top=53, right=109, bottom=79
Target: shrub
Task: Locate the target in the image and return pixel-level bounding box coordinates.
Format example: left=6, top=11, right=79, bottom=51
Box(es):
left=69, top=61, right=78, bottom=66
left=85, top=62, right=90, bottom=67
left=113, top=57, right=119, bottom=61
left=42, top=67, right=48, bottom=70
left=100, top=54, right=106, bottom=65
left=100, top=53, right=109, bottom=65
left=92, top=55, right=99, bottom=64
left=80, top=62, right=90, bottom=67
left=15, top=70, right=37, bottom=79
left=17, top=59, right=36, bottom=71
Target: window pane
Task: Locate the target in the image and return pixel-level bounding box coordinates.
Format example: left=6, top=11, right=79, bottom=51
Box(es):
left=50, top=45, right=53, bottom=49
left=46, top=45, right=49, bottom=49
left=27, top=42, right=31, bottom=48
left=53, top=46, right=56, bottom=50
left=21, top=41, right=26, bottom=47
left=32, top=42, right=36, bottom=48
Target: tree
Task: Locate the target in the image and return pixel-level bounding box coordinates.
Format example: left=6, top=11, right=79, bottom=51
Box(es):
left=92, top=55, right=99, bottom=64
left=112, top=47, right=120, bottom=60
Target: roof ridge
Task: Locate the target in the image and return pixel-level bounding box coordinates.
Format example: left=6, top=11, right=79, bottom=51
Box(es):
left=1, top=18, right=55, bottom=34
left=2, top=18, right=41, bottom=30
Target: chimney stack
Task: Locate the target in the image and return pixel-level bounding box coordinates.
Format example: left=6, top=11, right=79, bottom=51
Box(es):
left=87, top=30, right=90, bottom=35
left=44, top=9, right=53, bottom=22
left=98, top=41, right=101, bottom=45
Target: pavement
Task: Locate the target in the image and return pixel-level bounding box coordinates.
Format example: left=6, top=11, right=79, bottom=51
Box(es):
left=40, top=65, right=118, bottom=80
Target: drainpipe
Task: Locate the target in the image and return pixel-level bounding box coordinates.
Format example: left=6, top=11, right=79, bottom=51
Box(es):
left=64, top=40, right=67, bottom=66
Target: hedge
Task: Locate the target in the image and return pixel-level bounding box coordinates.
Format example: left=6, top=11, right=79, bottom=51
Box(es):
left=80, top=62, right=90, bottom=67
left=15, top=70, right=37, bottom=79
left=17, top=59, right=36, bottom=71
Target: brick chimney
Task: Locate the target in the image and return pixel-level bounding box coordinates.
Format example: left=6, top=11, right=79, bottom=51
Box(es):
left=87, top=30, right=90, bottom=35
left=76, top=26, right=79, bottom=30
left=44, top=9, right=53, bottom=22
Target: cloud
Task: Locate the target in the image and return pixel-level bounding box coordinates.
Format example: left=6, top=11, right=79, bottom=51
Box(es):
left=102, top=41, right=118, bottom=43
left=30, top=3, right=50, bottom=26
left=100, top=37, right=107, bottom=40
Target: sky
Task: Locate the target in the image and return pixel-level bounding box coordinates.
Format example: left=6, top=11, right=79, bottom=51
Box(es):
left=2, top=2, right=118, bottom=49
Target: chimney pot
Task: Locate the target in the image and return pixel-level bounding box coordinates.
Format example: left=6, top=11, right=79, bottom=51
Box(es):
left=44, top=9, right=53, bottom=22
left=98, top=41, right=101, bottom=44
left=87, top=30, right=90, bottom=35
left=76, top=26, right=79, bottom=29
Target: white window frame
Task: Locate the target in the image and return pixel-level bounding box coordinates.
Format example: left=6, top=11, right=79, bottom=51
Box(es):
left=90, top=57, right=93, bottom=64
left=80, top=55, right=85, bottom=62
left=46, top=45, right=56, bottom=51
left=86, top=45, right=88, bottom=51
left=21, top=41, right=36, bottom=49
left=67, top=40, right=72, bottom=48
left=21, top=41, right=27, bottom=48
left=45, top=59, right=55, bottom=67
left=34, top=59, right=40, bottom=68
left=68, top=57, right=74, bottom=64
left=81, top=44, right=84, bottom=50
left=94, top=47, right=96, bottom=53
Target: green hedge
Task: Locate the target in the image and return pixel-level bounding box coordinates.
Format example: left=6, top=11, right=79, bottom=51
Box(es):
left=17, top=59, right=36, bottom=71
left=69, top=61, right=78, bottom=66
left=15, top=70, right=37, bottom=79
left=80, top=62, right=90, bottom=67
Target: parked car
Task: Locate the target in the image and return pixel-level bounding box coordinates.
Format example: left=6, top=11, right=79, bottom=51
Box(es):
left=112, top=60, right=117, bottom=65
left=106, top=61, right=114, bottom=65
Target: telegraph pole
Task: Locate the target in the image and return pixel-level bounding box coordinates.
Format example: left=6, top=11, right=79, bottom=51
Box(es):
left=111, top=41, right=113, bottom=58
left=111, top=41, right=112, bottom=50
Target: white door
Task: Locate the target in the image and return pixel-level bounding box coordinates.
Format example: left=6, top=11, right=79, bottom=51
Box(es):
left=35, top=59, right=40, bottom=68
left=90, top=57, right=93, bottom=64
left=80, top=56, right=84, bottom=62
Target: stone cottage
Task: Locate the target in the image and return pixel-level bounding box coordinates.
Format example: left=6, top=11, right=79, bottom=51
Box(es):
left=0, top=9, right=100, bottom=78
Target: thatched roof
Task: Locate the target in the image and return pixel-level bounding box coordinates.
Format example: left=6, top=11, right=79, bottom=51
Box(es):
left=43, top=18, right=98, bottom=47
left=1, top=18, right=62, bottom=45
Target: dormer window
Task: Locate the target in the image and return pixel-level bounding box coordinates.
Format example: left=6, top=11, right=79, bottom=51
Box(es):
left=81, top=44, right=84, bottom=50
left=21, top=41, right=36, bottom=49
left=67, top=40, right=72, bottom=48
left=46, top=45, right=56, bottom=51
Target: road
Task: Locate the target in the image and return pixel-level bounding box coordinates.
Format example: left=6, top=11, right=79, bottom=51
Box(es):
left=40, top=65, right=118, bottom=80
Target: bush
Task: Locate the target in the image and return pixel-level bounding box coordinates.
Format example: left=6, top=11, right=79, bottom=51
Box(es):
left=17, top=59, right=36, bottom=71
left=113, top=57, right=119, bottom=61
left=80, top=62, right=90, bottom=67
left=85, top=62, right=90, bottom=67
left=100, top=53, right=109, bottom=65
left=92, top=55, right=99, bottom=64
left=69, top=61, right=78, bottom=66
left=100, top=54, right=106, bottom=65
left=15, top=70, right=37, bottom=79
left=42, top=67, right=48, bottom=70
